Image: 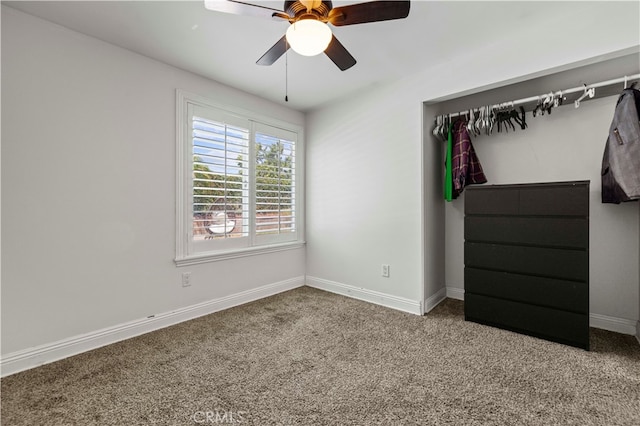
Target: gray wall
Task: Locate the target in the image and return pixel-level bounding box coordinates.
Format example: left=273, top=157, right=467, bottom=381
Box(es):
left=1, top=7, right=306, bottom=356
left=430, top=54, right=640, bottom=325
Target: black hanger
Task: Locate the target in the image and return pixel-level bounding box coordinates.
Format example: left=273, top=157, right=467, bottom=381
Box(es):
left=532, top=98, right=543, bottom=117
left=517, top=106, right=527, bottom=130
left=505, top=110, right=516, bottom=132
left=509, top=107, right=523, bottom=130
left=494, top=105, right=514, bottom=133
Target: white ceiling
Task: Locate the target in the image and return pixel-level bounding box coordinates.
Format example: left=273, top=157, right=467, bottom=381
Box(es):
left=2, top=1, right=632, bottom=111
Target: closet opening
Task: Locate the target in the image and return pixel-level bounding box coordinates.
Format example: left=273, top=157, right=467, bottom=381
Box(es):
left=422, top=52, right=640, bottom=342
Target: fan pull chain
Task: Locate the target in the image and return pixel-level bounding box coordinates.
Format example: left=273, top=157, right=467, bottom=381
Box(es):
left=285, top=39, right=289, bottom=102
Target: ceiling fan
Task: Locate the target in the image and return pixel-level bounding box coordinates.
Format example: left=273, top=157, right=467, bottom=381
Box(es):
left=204, top=1, right=411, bottom=71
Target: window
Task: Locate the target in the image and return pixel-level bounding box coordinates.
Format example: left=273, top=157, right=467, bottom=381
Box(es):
left=176, top=91, right=303, bottom=265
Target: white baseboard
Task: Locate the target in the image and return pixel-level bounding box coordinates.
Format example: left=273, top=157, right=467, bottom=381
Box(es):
left=1, top=276, right=305, bottom=378
left=305, top=276, right=422, bottom=315
left=588, top=313, right=637, bottom=335
left=424, top=287, right=447, bottom=313
left=446, top=286, right=465, bottom=301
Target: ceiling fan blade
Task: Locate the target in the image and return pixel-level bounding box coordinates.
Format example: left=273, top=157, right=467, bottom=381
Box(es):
left=256, top=35, right=290, bottom=66
left=328, top=1, right=410, bottom=26
left=204, top=0, right=284, bottom=19
left=324, top=35, right=356, bottom=71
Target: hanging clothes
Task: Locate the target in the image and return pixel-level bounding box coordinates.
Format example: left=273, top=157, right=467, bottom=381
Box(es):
left=450, top=119, right=487, bottom=199
left=444, top=121, right=454, bottom=201
left=601, top=87, right=640, bottom=204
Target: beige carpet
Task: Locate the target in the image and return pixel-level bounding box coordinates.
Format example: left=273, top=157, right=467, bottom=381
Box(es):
left=2, top=286, right=639, bottom=425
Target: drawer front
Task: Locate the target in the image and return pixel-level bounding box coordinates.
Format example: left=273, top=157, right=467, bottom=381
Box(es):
left=518, top=184, right=589, bottom=216
left=465, top=242, right=588, bottom=282
left=465, top=268, right=588, bottom=314
left=465, top=181, right=589, bottom=217
left=465, top=187, right=519, bottom=215
left=464, top=293, right=589, bottom=349
left=464, top=216, right=588, bottom=249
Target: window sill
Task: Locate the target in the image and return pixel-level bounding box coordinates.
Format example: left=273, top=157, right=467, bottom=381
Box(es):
left=174, top=241, right=306, bottom=267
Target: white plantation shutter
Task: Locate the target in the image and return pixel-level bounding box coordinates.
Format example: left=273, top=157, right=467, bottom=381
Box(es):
left=254, top=123, right=297, bottom=244
left=176, top=91, right=302, bottom=264
left=189, top=104, right=250, bottom=251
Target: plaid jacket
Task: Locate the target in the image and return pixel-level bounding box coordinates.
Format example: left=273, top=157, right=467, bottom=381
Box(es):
left=451, top=119, right=487, bottom=198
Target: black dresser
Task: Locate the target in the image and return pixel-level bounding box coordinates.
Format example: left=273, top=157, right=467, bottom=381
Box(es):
left=464, top=181, right=590, bottom=349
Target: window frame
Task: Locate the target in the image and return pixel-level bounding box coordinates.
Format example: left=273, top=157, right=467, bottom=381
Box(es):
left=175, top=90, right=305, bottom=266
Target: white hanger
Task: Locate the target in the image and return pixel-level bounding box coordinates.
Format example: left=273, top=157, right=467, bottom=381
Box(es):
left=574, top=84, right=595, bottom=108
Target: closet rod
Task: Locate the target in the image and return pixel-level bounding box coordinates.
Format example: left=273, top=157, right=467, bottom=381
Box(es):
left=441, top=73, right=640, bottom=119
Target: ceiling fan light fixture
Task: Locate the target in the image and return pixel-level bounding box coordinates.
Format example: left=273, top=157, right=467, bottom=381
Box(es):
left=285, top=19, right=332, bottom=57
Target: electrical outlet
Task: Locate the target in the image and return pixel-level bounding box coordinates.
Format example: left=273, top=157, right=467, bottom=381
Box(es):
left=382, top=264, right=390, bottom=278
left=181, top=272, right=192, bottom=287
